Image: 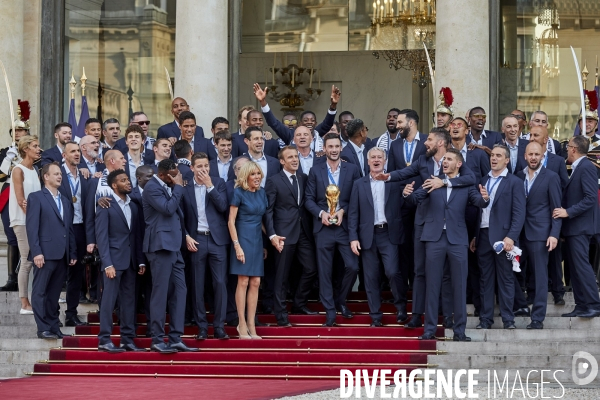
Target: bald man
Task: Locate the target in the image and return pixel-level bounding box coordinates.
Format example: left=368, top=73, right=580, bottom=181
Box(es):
left=157, top=97, right=205, bottom=143
left=79, top=135, right=105, bottom=177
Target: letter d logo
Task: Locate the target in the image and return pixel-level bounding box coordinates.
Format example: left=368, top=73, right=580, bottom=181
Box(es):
left=572, top=351, right=598, bottom=385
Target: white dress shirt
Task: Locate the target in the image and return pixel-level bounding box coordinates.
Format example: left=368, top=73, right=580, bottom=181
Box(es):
left=250, top=153, right=268, bottom=187
left=469, top=130, right=487, bottom=146
left=127, top=153, right=144, bottom=187
left=298, top=150, right=314, bottom=175
left=83, top=155, right=98, bottom=174
left=404, top=133, right=421, bottom=165
left=506, top=140, right=519, bottom=171
left=349, top=140, right=365, bottom=175
left=523, top=167, right=541, bottom=196
left=370, top=176, right=387, bottom=225
left=194, top=180, right=214, bottom=232
left=115, top=195, right=132, bottom=228
left=217, top=156, right=232, bottom=181
left=570, top=155, right=586, bottom=173
left=480, top=168, right=508, bottom=228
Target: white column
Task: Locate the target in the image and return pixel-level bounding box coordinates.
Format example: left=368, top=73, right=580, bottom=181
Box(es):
left=175, top=0, right=228, bottom=131
left=435, top=0, right=489, bottom=118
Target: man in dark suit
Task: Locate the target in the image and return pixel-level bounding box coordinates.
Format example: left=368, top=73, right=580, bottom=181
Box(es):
left=40, top=122, right=73, bottom=168
left=293, top=126, right=325, bottom=176
left=58, top=142, right=90, bottom=326
left=148, top=138, right=174, bottom=173
left=173, top=140, right=194, bottom=181
left=475, top=144, right=526, bottom=329
left=27, top=162, right=77, bottom=339
left=375, top=128, right=477, bottom=329
left=516, top=142, right=562, bottom=329
left=253, top=83, right=339, bottom=146
left=467, top=107, right=504, bottom=154
left=121, top=125, right=151, bottom=188
left=529, top=126, right=569, bottom=189
left=176, top=111, right=208, bottom=157
left=78, top=135, right=106, bottom=177
left=235, top=111, right=280, bottom=158
left=404, top=148, right=486, bottom=341
left=181, top=153, right=230, bottom=340
left=157, top=97, right=205, bottom=143
left=243, top=126, right=281, bottom=188
left=306, top=133, right=361, bottom=326
left=528, top=111, right=563, bottom=158
left=208, top=131, right=236, bottom=181
left=502, top=115, right=528, bottom=174
left=266, top=146, right=318, bottom=326
left=142, top=159, right=198, bottom=353
left=96, top=170, right=146, bottom=352
left=113, top=112, right=156, bottom=156
left=348, top=147, right=407, bottom=326
left=553, top=135, right=600, bottom=318
left=341, top=119, right=372, bottom=177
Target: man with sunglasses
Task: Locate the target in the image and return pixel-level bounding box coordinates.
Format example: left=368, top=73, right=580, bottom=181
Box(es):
left=466, top=107, right=503, bottom=155
left=114, top=112, right=156, bottom=155
left=157, top=97, right=205, bottom=144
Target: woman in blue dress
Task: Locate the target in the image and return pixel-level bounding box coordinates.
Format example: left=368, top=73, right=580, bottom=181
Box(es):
left=228, top=161, right=268, bottom=339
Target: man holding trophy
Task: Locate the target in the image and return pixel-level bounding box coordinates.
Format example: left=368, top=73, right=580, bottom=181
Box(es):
left=306, top=133, right=361, bottom=326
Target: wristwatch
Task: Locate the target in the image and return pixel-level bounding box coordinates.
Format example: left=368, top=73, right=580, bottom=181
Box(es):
left=442, top=178, right=449, bottom=186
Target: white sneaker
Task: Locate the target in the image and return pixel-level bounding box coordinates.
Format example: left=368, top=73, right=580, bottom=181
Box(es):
left=58, top=297, right=66, bottom=303
left=20, top=308, right=34, bottom=315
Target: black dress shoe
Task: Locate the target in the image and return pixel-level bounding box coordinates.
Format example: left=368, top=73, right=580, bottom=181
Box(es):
left=370, top=320, right=383, bottom=327
left=561, top=308, right=584, bottom=317
left=169, top=342, right=199, bottom=352
left=526, top=320, right=544, bottom=329
left=577, top=308, right=600, bottom=318
left=151, top=343, right=178, bottom=353
left=396, top=304, right=408, bottom=323
left=404, top=314, right=422, bottom=329
left=89, top=297, right=98, bottom=304
left=213, top=327, right=230, bottom=339
left=452, top=334, right=472, bottom=342
left=195, top=328, right=208, bottom=340
left=291, top=306, right=318, bottom=315
left=322, top=318, right=337, bottom=327
left=262, top=306, right=273, bottom=314
left=79, top=296, right=90, bottom=304
left=120, top=343, right=146, bottom=351
left=338, top=305, right=353, bottom=319
left=58, top=321, right=63, bottom=327
left=226, top=317, right=239, bottom=327
left=418, top=332, right=436, bottom=340
left=277, top=317, right=292, bottom=327
left=443, top=316, right=454, bottom=329
left=184, top=319, right=196, bottom=327
left=504, top=321, right=516, bottom=329
left=476, top=321, right=492, bottom=329
left=54, top=330, right=71, bottom=338
left=473, top=309, right=480, bottom=317
left=254, top=316, right=268, bottom=327
left=37, top=331, right=58, bottom=339
left=65, top=315, right=86, bottom=327
left=514, top=307, right=530, bottom=317
left=98, top=342, right=125, bottom=353
left=554, top=295, right=565, bottom=306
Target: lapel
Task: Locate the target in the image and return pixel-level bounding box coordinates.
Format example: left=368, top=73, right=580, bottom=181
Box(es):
left=320, top=163, right=330, bottom=190
left=186, top=183, right=199, bottom=220
left=427, top=157, right=435, bottom=176
left=338, top=162, right=347, bottom=192
left=364, top=176, right=374, bottom=207
left=111, top=195, right=130, bottom=229
left=280, top=171, right=297, bottom=204
left=42, top=188, right=64, bottom=224
left=527, top=167, right=545, bottom=200
left=398, top=141, right=408, bottom=166
left=384, top=177, right=391, bottom=203
left=492, top=175, right=508, bottom=207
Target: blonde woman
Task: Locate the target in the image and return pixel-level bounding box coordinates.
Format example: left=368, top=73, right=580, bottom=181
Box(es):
left=10, top=135, right=42, bottom=314
left=228, top=161, right=268, bottom=339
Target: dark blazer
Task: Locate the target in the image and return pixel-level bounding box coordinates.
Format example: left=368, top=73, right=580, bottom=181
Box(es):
left=407, top=181, right=485, bottom=245
left=464, top=147, right=491, bottom=180
left=479, top=173, right=526, bottom=245
left=177, top=162, right=194, bottom=182
left=95, top=197, right=144, bottom=270
left=387, top=132, right=428, bottom=174
left=507, top=139, right=529, bottom=174
left=545, top=152, right=569, bottom=190
left=142, top=177, right=185, bottom=253
left=195, top=137, right=241, bottom=161
left=235, top=134, right=280, bottom=159
left=263, top=107, right=335, bottom=144
left=209, top=158, right=236, bottom=182
left=348, top=177, right=404, bottom=248
left=58, top=165, right=90, bottom=222
left=226, top=179, right=235, bottom=204
left=40, top=146, right=63, bottom=167
left=467, top=130, right=504, bottom=150
left=115, top=140, right=156, bottom=165
left=340, top=140, right=374, bottom=177
left=77, top=158, right=106, bottom=174
left=241, top=153, right=281, bottom=184
left=26, top=188, right=77, bottom=261
left=265, top=170, right=311, bottom=245
left=83, top=177, right=99, bottom=245
left=181, top=177, right=229, bottom=246
left=561, top=157, right=599, bottom=237
left=157, top=121, right=205, bottom=140
left=305, top=161, right=361, bottom=233
left=516, top=167, right=562, bottom=241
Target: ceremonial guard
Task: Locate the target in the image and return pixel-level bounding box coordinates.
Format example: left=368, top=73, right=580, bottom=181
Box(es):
left=435, top=87, right=454, bottom=129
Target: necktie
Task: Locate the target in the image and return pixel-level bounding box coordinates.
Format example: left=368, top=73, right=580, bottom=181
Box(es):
left=56, top=193, right=63, bottom=220
left=291, top=174, right=299, bottom=205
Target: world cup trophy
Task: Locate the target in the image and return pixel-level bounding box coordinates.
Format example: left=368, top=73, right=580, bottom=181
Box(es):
left=325, top=184, right=340, bottom=225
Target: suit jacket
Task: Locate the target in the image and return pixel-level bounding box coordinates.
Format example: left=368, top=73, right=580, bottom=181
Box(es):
left=387, top=132, right=428, bottom=174
left=209, top=158, right=236, bottom=181
left=507, top=139, right=529, bottom=174
left=407, top=180, right=485, bottom=245
left=181, top=177, right=229, bottom=246
left=464, top=147, right=491, bottom=180
left=348, top=176, right=404, bottom=248
left=479, top=172, right=526, bottom=246
left=58, top=165, right=90, bottom=224
left=388, top=154, right=477, bottom=225
left=305, top=161, right=361, bottom=233
left=467, top=130, right=504, bottom=150
left=516, top=167, right=562, bottom=241
left=235, top=134, right=280, bottom=159
left=545, top=152, right=569, bottom=190
left=40, top=146, right=63, bottom=168
left=561, top=157, right=599, bottom=237
left=265, top=170, right=311, bottom=245
left=26, top=188, right=77, bottom=261
left=242, top=153, right=281, bottom=185
left=115, top=141, right=156, bottom=165
left=157, top=121, right=205, bottom=140
left=78, top=158, right=106, bottom=174
left=95, top=196, right=144, bottom=270
left=340, top=140, right=374, bottom=177
left=263, top=108, right=335, bottom=144
left=195, top=137, right=241, bottom=161
left=142, top=176, right=185, bottom=253
left=177, top=162, right=194, bottom=182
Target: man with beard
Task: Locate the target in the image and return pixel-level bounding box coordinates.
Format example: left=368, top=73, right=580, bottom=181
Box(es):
left=306, top=133, right=361, bottom=326
left=349, top=147, right=408, bottom=326
left=96, top=169, right=145, bottom=352
left=502, top=115, right=528, bottom=174
left=374, top=108, right=401, bottom=158
left=467, top=107, right=503, bottom=154
left=515, top=142, right=562, bottom=329
left=41, top=122, right=75, bottom=167
left=157, top=97, right=205, bottom=144
left=375, top=128, right=476, bottom=329
left=338, top=111, right=355, bottom=148
left=78, top=135, right=105, bottom=177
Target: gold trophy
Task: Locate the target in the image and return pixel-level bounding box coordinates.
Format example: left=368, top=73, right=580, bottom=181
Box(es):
left=325, top=184, right=340, bottom=224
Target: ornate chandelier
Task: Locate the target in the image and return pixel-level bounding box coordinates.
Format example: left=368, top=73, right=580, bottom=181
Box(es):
left=265, top=54, right=322, bottom=112
left=535, top=2, right=560, bottom=78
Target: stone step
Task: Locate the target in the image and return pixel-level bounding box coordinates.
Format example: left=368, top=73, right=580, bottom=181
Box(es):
left=438, top=341, right=600, bottom=356
left=450, top=328, right=600, bottom=342
left=0, top=325, right=74, bottom=339
left=0, top=364, right=32, bottom=378
left=0, top=314, right=89, bottom=326
left=464, top=316, right=600, bottom=330
left=0, top=338, right=62, bottom=351
left=466, top=303, right=576, bottom=317
left=0, top=350, right=50, bottom=365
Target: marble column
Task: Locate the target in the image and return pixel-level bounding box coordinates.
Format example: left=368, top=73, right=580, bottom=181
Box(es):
left=435, top=0, right=489, bottom=120
left=175, top=0, right=228, bottom=132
